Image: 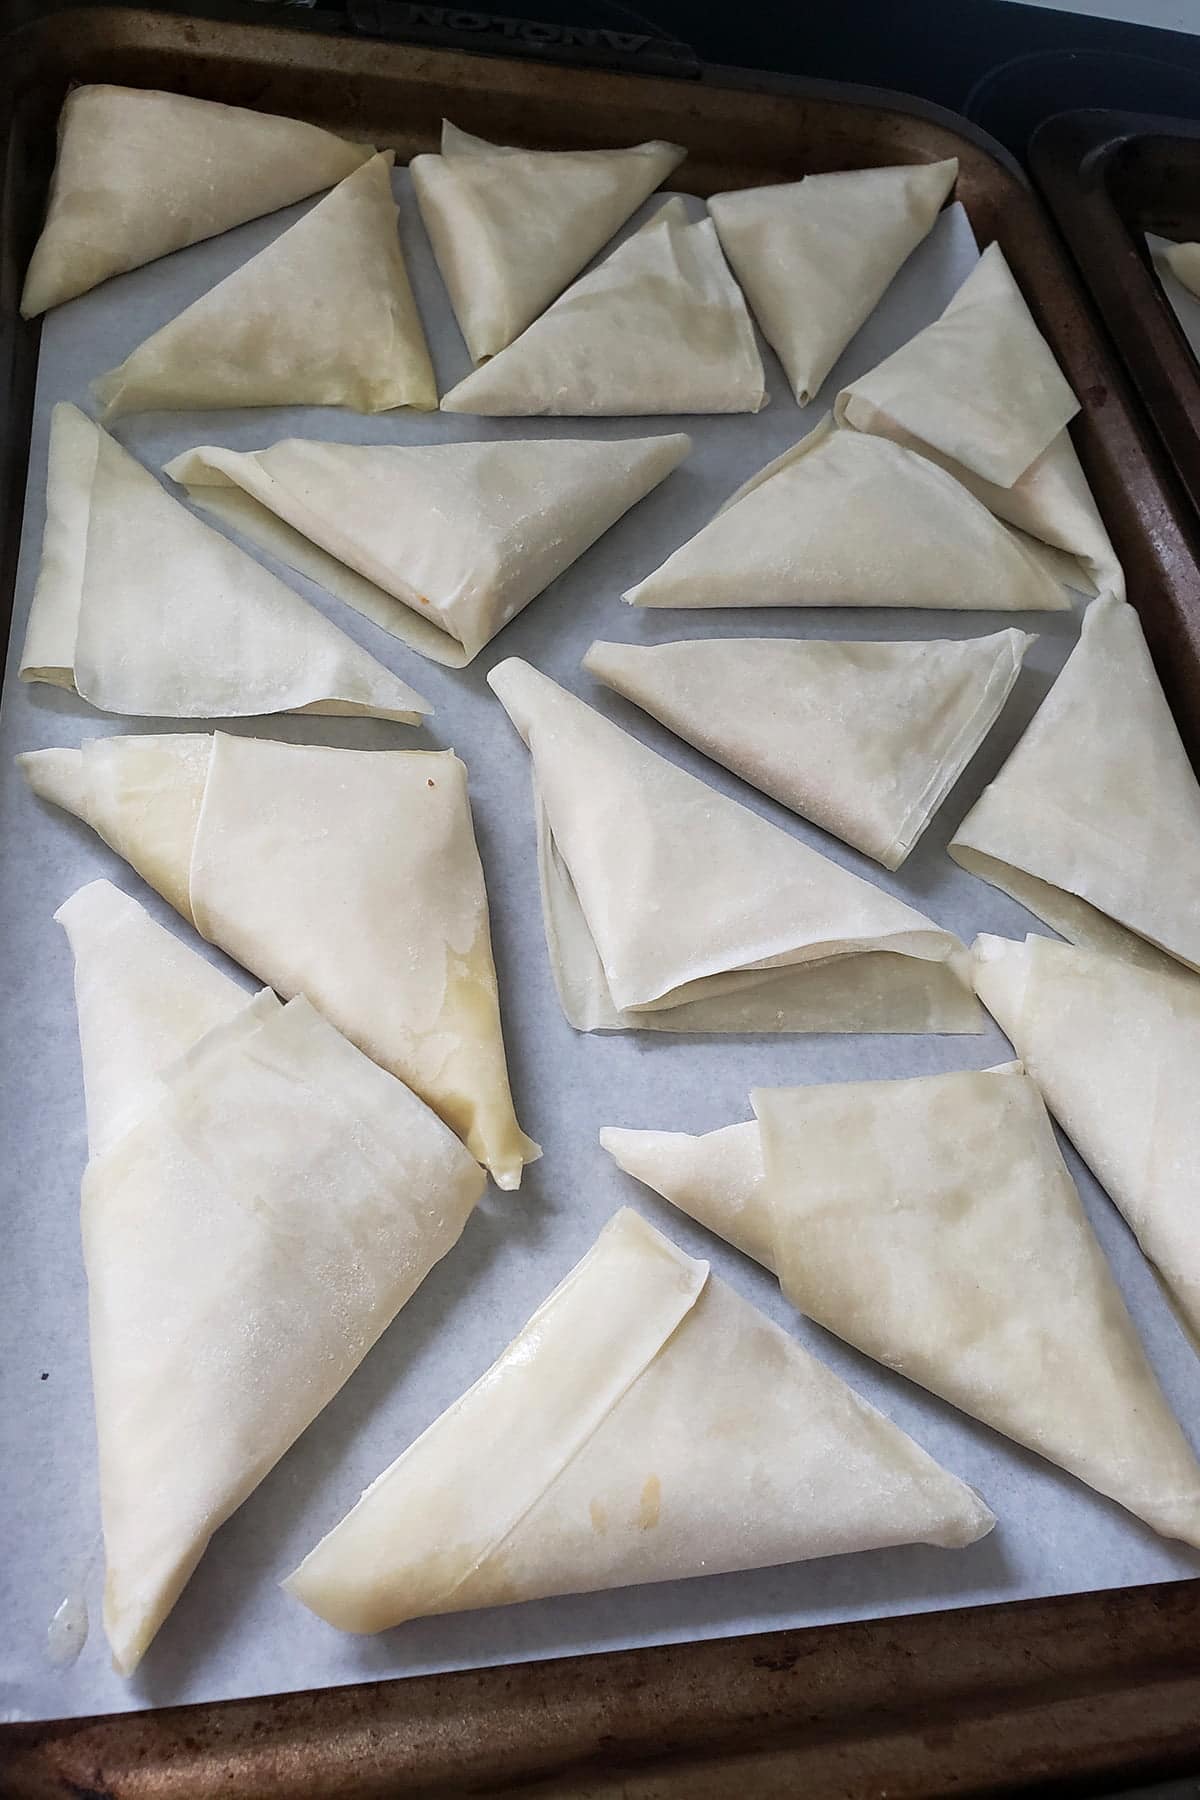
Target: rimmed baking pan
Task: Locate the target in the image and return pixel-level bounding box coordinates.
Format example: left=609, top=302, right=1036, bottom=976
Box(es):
left=1032, top=108, right=1200, bottom=552
left=3, top=11, right=1200, bottom=1795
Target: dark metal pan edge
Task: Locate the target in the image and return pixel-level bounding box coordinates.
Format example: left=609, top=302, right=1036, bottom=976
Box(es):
left=3, top=15, right=1200, bottom=1794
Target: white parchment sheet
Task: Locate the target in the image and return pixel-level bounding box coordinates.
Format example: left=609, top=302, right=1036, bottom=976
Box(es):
left=3, top=176, right=1199, bottom=1725
left=1147, top=232, right=1200, bottom=356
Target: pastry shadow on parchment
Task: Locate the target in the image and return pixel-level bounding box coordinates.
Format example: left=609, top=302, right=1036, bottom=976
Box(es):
left=129, top=1189, right=553, bottom=1701
left=332, top=1520, right=1019, bottom=1683
left=898, top=620, right=1077, bottom=912
left=578, top=627, right=1069, bottom=922
left=18, top=679, right=426, bottom=755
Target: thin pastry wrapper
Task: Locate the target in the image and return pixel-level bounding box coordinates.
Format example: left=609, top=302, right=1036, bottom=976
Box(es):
left=584, top=628, right=1032, bottom=868
left=412, top=120, right=685, bottom=361
left=752, top=1066, right=1200, bottom=1547
left=165, top=433, right=689, bottom=667
left=285, top=1207, right=994, bottom=1632
left=1165, top=242, right=1200, bottom=299
left=440, top=197, right=766, bottom=417
left=622, top=417, right=1068, bottom=612
left=973, top=931, right=1200, bottom=1350
left=832, top=242, right=1122, bottom=599
left=92, top=154, right=437, bottom=419
left=709, top=158, right=957, bottom=405
left=488, top=656, right=979, bottom=1034
left=20, top=84, right=372, bottom=317
left=57, top=878, right=248, bottom=1160
left=877, top=422, right=1124, bottom=601
left=950, top=593, right=1200, bottom=975
left=19, top=405, right=430, bottom=723
left=22, top=734, right=537, bottom=1188
left=835, top=241, right=1080, bottom=488
left=58, top=881, right=485, bottom=1674
left=599, top=1122, right=773, bottom=1270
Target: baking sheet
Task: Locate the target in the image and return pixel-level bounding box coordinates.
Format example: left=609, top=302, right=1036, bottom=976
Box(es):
left=1148, top=232, right=1200, bottom=357
left=2, top=173, right=1199, bottom=1727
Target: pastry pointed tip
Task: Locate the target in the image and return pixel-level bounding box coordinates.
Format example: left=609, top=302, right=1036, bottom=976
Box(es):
left=597, top=1124, right=643, bottom=1164
left=89, top=371, right=121, bottom=421
left=53, top=875, right=128, bottom=934
left=581, top=640, right=630, bottom=683
left=486, top=656, right=540, bottom=723
left=365, top=675, right=434, bottom=727
left=944, top=1485, right=996, bottom=1548
left=19, top=746, right=86, bottom=812
left=490, top=1131, right=543, bottom=1191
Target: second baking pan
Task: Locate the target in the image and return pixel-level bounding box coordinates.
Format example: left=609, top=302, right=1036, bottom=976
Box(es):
left=1032, top=108, right=1200, bottom=550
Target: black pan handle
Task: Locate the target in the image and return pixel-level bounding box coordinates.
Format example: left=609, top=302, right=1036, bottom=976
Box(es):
left=345, top=0, right=700, bottom=77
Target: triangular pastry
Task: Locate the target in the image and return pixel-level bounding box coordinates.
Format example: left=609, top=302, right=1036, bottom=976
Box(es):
left=411, top=120, right=685, bottom=361
left=584, top=628, right=1032, bottom=868
left=440, top=198, right=766, bottom=416
left=600, top=1123, right=771, bottom=1269
left=1165, top=242, right=1200, bottom=300
left=750, top=1066, right=1200, bottom=1547
left=836, top=242, right=1079, bottom=488
left=611, top=1065, right=1200, bottom=1548
left=56, top=879, right=486, bottom=1673
left=973, top=932, right=1200, bottom=1349
left=22, top=735, right=538, bottom=1188
left=165, top=432, right=689, bottom=668
left=950, top=593, right=1200, bottom=974
left=93, top=153, right=436, bottom=419
left=488, top=657, right=979, bottom=1033
left=835, top=245, right=1120, bottom=595
left=622, top=418, right=1068, bottom=612
left=284, top=1207, right=994, bottom=1632
left=708, top=159, right=957, bottom=405
left=20, top=405, right=430, bottom=723
left=21, top=84, right=373, bottom=317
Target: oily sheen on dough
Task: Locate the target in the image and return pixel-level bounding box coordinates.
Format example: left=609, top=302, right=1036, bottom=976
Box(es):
left=950, top=593, right=1200, bottom=975
left=21, top=84, right=372, bottom=317
left=708, top=159, right=957, bottom=404
left=284, top=1208, right=994, bottom=1632
left=19, top=404, right=430, bottom=723
left=973, top=932, right=1200, bottom=1349
left=584, top=628, right=1032, bottom=868
left=22, top=735, right=538, bottom=1188
left=411, top=120, right=685, bottom=361
left=488, top=657, right=979, bottom=1033
left=440, top=197, right=766, bottom=416
left=165, top=433, right=689, bottom=667
left=93, top=153, right=436, bottom=418
left=57, top=879, right=485, bottom=1674
left=622, top=417, right=1068, bottom=611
